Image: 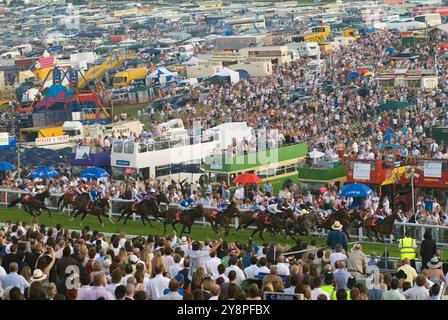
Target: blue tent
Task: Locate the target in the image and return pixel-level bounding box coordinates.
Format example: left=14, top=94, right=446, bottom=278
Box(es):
left=29, top=167, right=60, bottom=178
left=348, top=71, right=359, bottom=79
left=80, top=167, right=110, bottom=179
left=339, top=183, right=373, bottom=198
left=235, top=69, right=250, bottom=79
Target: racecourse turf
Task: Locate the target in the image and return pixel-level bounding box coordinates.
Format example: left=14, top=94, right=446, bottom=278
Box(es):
left=0, top=207, right=406, bottom=257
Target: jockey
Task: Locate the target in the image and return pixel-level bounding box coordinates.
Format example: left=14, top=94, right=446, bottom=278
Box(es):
left=89, top=185, right=99, bottom=205
left=76, top=180, right=89, bottom=195
left=179, top=194, right=194, bottom=211
left=267, top=204, right=281, bottom=216
left=216, top=198, right=231, bottom=213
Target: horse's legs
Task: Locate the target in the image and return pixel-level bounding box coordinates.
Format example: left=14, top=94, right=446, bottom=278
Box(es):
left=172, top=223, right=177, bottom=233
left=188, top=224, right=192, bottom=234
left=146, top=216, right=153, bottom=227
left=163, top=221, right=167, bottom=234
left=141, top=214, right=146, bottom=226
left=179, top=225, right=186, bottom=237
left=117, top=212, right=125, bottom=222
left=250, top=227, right=258, bottom=238
left=97, top=213, right=104, bottom=228
left=259, top=228, right=266, bottom=241
left=224, top=224, right=230, bottom=237
left=80, top=212, right=88, bottom=226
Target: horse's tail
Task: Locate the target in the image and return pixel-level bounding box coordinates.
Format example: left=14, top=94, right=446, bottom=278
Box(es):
left=7, top=197, right=21, bottom=208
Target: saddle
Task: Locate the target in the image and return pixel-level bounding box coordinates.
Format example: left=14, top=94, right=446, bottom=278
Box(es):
left=263, top=213, right=272, bottom=225
left=252, top=211, right=260, bottom=219
left=132, top=203, right=139, bottom=213
left=208, top=210, right=218, bottom=220
left=24, top=194, right=32, bottom=201
left=71, top=195, right=78, bottom=203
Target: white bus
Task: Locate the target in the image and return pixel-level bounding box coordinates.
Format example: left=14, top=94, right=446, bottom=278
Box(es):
left=414, top=13, right=442, bottom=28
left=110, top=121, right=255, bottom=180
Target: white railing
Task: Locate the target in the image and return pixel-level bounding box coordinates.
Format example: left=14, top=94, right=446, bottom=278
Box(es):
left=1, top=188, right=448, bottom=246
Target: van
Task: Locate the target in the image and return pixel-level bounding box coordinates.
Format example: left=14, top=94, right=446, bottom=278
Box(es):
left=156, top=119, right=189, bottom=141
left=63, top=121, right=84, bottom=141
left=414, top=13, right=442, bottom=28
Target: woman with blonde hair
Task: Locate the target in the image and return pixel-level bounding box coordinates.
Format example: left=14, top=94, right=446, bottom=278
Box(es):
left=118, top=248, right=129, bottom=265
left=21, top=266, right=32, bottom=283
left=89, top=261, right=104, bottom=283
left=192, top=267, right=205, bottom=285
left=151, top=251, right=167, bottom=276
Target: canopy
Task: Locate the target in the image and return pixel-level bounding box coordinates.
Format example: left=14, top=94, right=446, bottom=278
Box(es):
left=357, top=69, right=369, bottom=74
left=339, top=183, right=373, bottom=198
left=235, top=69, right=250, bottom=79
left=364, top=71, right=374, bottom=77
left=348, top=71, right=359, bottom=79
left=170, top=164, right=204, bottom=174
left=377, top=101, right=413, bottom=111
left=80, top=167, right=110, bottom=179
left=0, top=161, right=15, bottom=171
left=148, top=68, right=178, bottom=83
left=308, top=150, right=325, bottom=159
left=232, top=173, right=262, bottom=184
left=29, top=167, right=60, bottom=179
left=386, top=47, right=395, bottom=53
left=215, top=68, right=240, bottom=84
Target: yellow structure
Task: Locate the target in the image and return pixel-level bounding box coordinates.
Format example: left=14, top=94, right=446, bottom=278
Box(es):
left=20, top=126, right=64, bottom=143
left=296, top=26, right=331, bottom=43
left=343, top=28, right=360, bottom=39
left=78, top=51, right=135, bottom=89
left=197, top=1, right=223, bottom=9
left=113, top=67, right=148, bottom=87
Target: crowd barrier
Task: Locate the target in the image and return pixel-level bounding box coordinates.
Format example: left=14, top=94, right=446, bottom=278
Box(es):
left=1, top=188, right=448, bottom=248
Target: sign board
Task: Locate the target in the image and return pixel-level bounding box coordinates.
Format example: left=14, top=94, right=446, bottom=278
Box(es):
left=116, top=160, right=130, bottom=166
left=263, top=292, right=304, bottom=301
left=0, top=135, right=15, bottom=150
left=424, top=161, right=442, bottom=178
left=75, top=146, right=90, bottom=160
left=0, top=132, right=9, bottom=146
left=35, top=135, right=69, bottom=146
left=353, top=162, right=371, bottom=180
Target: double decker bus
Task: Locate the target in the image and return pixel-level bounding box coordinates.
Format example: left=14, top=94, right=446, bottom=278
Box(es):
left=414, top=158, right=448, bottom=200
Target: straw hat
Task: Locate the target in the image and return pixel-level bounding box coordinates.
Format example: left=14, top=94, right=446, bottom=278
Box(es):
left=428, top=257, right=443, bottom=269
left=30, top=269, right=47, bottom=283
left=331, top=221, right=343, bottom=230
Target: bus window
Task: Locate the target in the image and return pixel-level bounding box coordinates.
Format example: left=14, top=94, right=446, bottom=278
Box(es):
left=155, top=165, right=171, bottom=177
left=286, top=164, right=296, bottom=173
left=154, top=141, right=169, bottom=150
left=113, top=141, right=123, bottom=153
left=124, top=142, right=135, bottom=154
left=276, top=166, right=286, bottom=175
left=148, top=143, right=154, bottom=152
left=138, top=143, right=148, bottom=153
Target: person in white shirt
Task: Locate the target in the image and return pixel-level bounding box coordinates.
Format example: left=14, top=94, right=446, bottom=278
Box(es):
left=276, top=256, right=290, bottom=276
left=329, top=244, right=348, bottom=267
left=257, top=257, right=270, bottom=275
left=158, top=279, right=183, bottom=300
left=205, top=251, right=222, bottom=278
left=168, top=254, right=183, bottom=279
left=310, top=277, right=330, bottom=300
left=213, top=264, right=229, bottom=283
left=244, top=257, right=260, bottom=279
left=146, top=265, right=170, bottom=300
left=225, top=255, right=246, bottom=285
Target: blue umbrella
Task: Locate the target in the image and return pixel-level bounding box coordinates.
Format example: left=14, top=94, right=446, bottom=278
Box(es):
left=386, top=47, right=395, bottom=53
left=80, top=167, right=110, bottom=179
left=0, top=161, right=15, bottom=171
left=29, top=167, right=60, bottom=178
left=348, top=71, right=359, bottom=79
left=339, top=183, right=373, bottom=198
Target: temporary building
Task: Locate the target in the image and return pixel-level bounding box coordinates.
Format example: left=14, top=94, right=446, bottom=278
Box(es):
left=215, top=68, right=240, bottom=84
left=147, top=68, right=178, bottom=84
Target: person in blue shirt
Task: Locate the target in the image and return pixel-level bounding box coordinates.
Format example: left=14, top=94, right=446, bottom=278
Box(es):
left=89, top=185, right=99, bottom=206
left=179, top=195, right=194, bottom=211
left=216, top=198, right=230, bottom=213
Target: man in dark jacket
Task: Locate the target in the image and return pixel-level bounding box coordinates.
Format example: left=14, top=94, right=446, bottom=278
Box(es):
left=2, top=244, right=18, bottom=272
left=326, top=221, right=348, bottom=252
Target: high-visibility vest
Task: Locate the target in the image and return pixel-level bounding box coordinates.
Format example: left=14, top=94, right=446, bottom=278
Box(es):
left=399, top=237, right=416, bottom=260
left=331, top=289, right=351, bottom=300
left=321, top=285, right=335, bottom=298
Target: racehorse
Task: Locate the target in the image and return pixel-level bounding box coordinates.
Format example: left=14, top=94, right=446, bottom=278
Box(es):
left=70, top=197, right=112, bottom=227
left=8, top=190, right=52, bottom=217
left=204, top=203, right=240, bottom=237
left=294, top=211, right=321, bottom=236
left=57, top=191, right=81, bottom=212
left=317, top=208, right=354, bottom=240
left=117, top=198, right=160, bottom=226
left=360, top=210, right=402, bottom=242
left=163, top=204, right=205, bottom=236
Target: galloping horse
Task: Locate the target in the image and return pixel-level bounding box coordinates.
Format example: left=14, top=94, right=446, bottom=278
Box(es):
left=57, top=191, right=80, bottom=212
left=360, top=210, right=402, bottom=242
left=163, top=204, right=205, bottom=236
left=317, top=208, right=354, bottom=240
left=204, top=203, right=240, bottom=237
left=70, top=197, right=112, bottom=227
left=117, top=198, right=160, bottom=226
left=8, top=190, right=52, bottom=217
left=294, top=211, right=321, bottom=236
